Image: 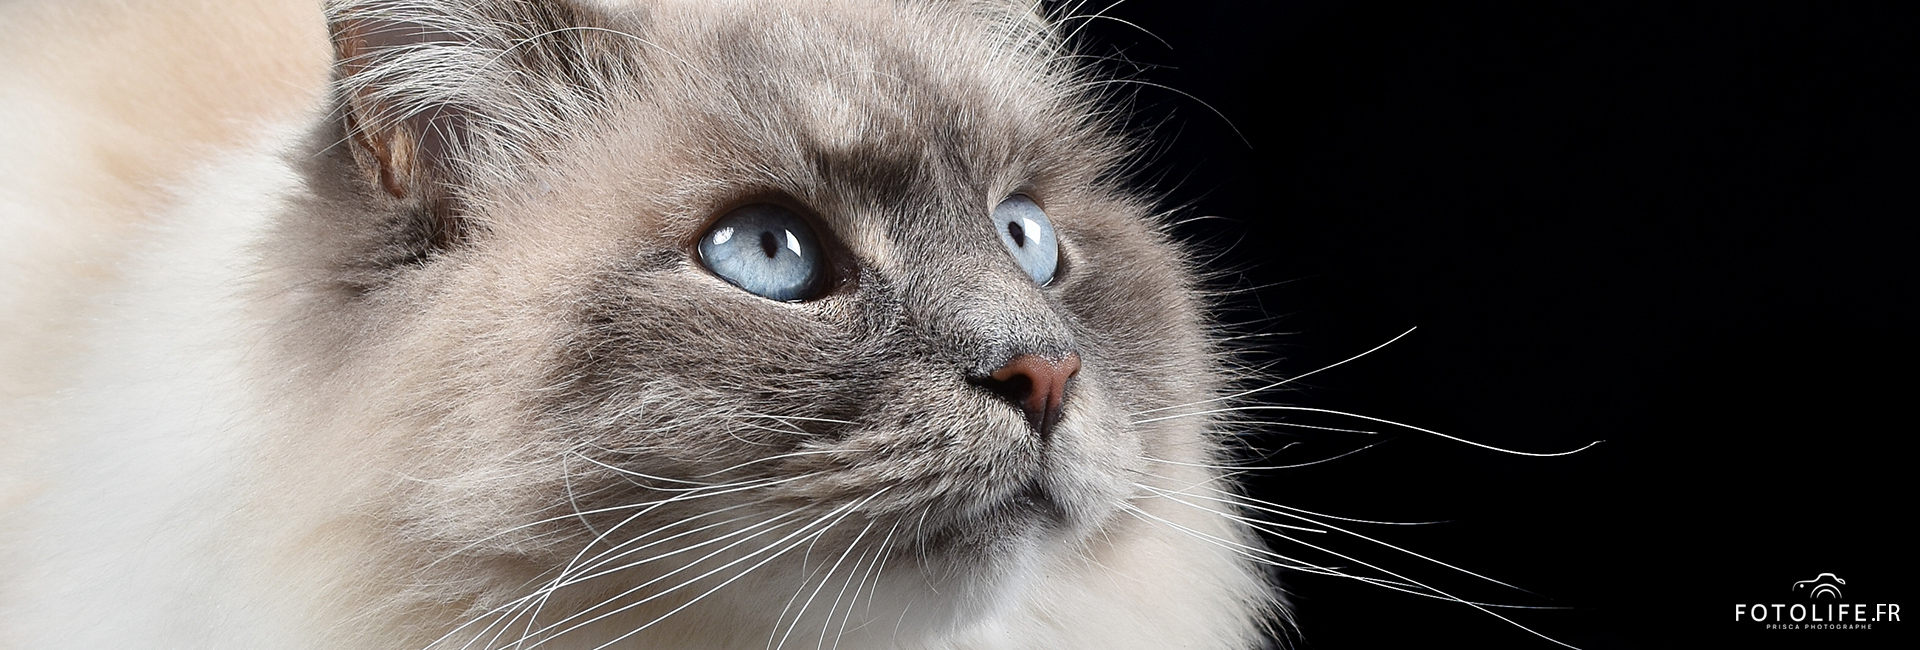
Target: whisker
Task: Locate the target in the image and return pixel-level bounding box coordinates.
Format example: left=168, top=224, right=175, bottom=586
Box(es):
left=444, top=509, right=802, bottom=650
left=1131, top=327, right=1418, bottom=417
left=518, top=519, right=807, bottom=650
left=829, top=544, right=882, bottom=650
left=1221, top=419, right=1384, bottom=436
left=694, top=449, right=858, bottom=479
left=537, top=472, right=823, bottom=598
left=772, top=518, right=876, bottom=650
left=746, top=413, right=861, bottom=427
left=429, top=478, right=815, bottom=650
left=555, top=507, right=789, bottom=593
left=724, top=417, right=825, bottom=442
left=1251, top=406, right=1601, bottom=457
left=1127, top=476, right=1326, bottom=535
left=1139, top=482, right=1510, bottom=589
left=814, top=524, right=880, bottom=650
left=1140, top=440, right=1393, bottom=472
left=513, top=491, right=784, bottom=642
left=1118, top=503, right=1559, bottom=611
left=1143, top=405, right=1600, bottom=457
left=575, top=490, right=893, bottom=650
left=1141, top=475, right=1449, bottom=526
left=1119, top=503, right=1323, bottom=572
left=856, top=521, right=902, bottom=623
left=426, top=472, right=810, bottom=576
left=1133, top=488, right=1580, bottom=646
left=561, top=453, right=601, bottom=540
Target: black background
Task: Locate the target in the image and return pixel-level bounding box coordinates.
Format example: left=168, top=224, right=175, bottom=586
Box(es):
left=1073, top=2, right=1913, bottom=648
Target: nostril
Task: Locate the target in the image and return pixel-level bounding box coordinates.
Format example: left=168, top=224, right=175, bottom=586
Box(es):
left=973, top=352, right=1081, bottom=437
left=978, top=371, right=1035, bottom=412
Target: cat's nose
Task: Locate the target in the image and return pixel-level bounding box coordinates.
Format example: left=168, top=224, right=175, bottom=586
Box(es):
left=979, top=352, right=1081, bottom=437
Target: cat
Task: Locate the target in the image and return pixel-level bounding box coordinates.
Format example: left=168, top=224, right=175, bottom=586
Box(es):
left=0, top=0, right=1283, bottom=648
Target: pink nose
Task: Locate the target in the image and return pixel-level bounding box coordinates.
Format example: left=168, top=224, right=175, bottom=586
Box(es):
left=986, top=352, right=1081, bottom=436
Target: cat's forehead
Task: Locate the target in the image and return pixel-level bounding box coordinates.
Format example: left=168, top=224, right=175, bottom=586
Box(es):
left=459, top=0, right=1126, bottom=284
left=594, top=0, right=1098, bottom=217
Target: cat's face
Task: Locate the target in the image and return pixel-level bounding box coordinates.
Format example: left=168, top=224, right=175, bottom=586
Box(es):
left=277, top=0, right=1234, bottom=644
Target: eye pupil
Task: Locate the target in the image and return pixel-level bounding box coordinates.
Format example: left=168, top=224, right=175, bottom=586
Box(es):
left=1007, top=220, right=1027, bottom=247
left=759, top=230, right=779, bottom=259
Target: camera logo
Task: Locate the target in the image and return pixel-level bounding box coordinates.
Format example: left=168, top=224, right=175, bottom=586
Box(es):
left=1793, top=573, right=1846, bottom=600
left=1735, top=572, right=1899, bottom=630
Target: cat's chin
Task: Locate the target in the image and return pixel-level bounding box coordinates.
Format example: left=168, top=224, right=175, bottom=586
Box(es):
left=989, top=482, right=1072, bottom=530
left=914, top=463, right=1122, bottom=560
left=747, top=483, right=1081, bottom=644
left=778, top=511, right=1057, bottom=646
left=575, top=510, right=1057, bottom=650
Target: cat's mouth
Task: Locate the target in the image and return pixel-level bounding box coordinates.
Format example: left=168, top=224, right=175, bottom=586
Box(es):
left=936, top=481, right=1070, bottom=549
left=995, top=481, right=1067, bottom=526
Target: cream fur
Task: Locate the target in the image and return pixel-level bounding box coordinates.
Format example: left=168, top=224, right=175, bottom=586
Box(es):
left=0, top=1, right=1279, bottom=648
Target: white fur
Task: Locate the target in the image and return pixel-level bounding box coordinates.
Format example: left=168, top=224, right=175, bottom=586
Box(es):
left=0, top=2, right=1275, bottom=648
left=0, top=125, right=314, bottom=648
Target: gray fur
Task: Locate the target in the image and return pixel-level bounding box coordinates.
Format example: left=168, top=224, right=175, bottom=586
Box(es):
left=7, top=0, right=1281, bottom=648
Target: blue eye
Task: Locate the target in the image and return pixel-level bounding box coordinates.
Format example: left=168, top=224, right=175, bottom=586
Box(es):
left=697, top=204, right=826, bottom=301
left=992, top=195, right=1058, bottom=285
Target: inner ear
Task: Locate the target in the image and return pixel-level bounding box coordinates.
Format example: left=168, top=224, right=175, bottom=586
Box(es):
left=329, top=13, right=473, bottom=249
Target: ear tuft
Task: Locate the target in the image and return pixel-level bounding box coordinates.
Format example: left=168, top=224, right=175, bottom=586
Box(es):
left=328, top=6, right=474, bottom=247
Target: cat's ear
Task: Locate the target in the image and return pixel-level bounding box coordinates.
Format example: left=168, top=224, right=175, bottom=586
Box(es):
left=326, top=0, right=622, bottom=250
left=328, top=5, right=477, bottom=247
